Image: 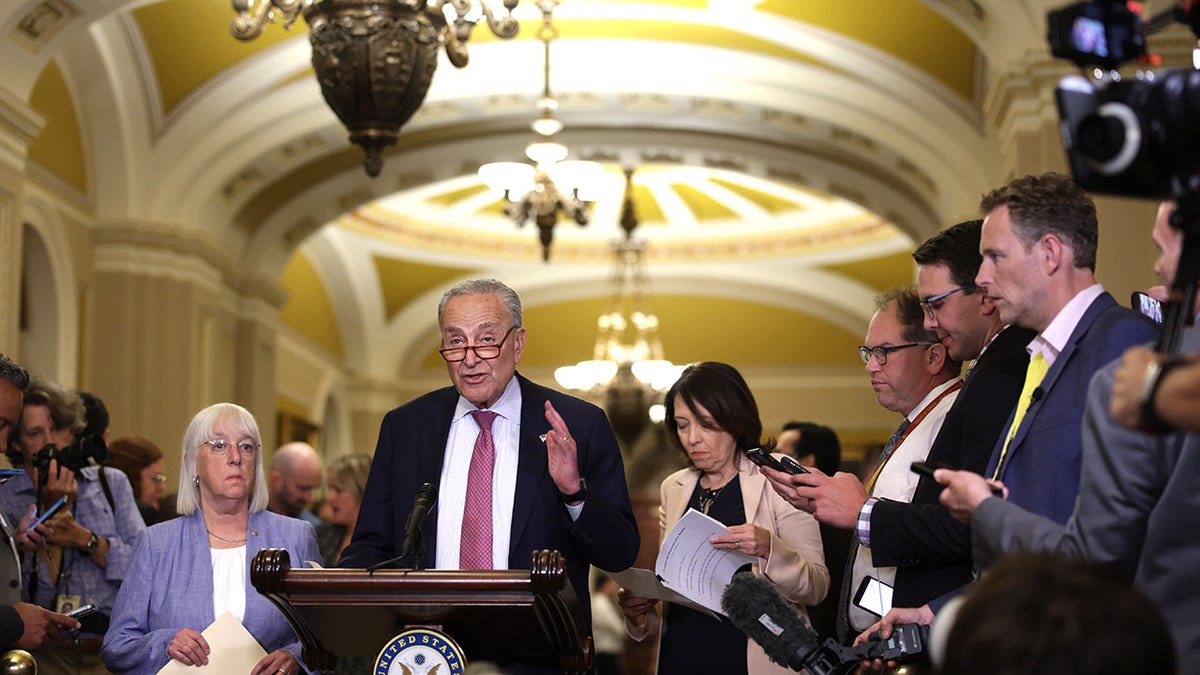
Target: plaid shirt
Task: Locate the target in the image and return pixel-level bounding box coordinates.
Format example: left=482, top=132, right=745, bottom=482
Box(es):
left=0, top=467, right=145, bottom=636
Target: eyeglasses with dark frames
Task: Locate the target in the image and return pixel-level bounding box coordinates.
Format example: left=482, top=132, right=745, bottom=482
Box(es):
left=858, top=342, right=935, bottom=365
left=439, top=326, right=518, bottom=363
left=920, top=286, right=969, bottom=318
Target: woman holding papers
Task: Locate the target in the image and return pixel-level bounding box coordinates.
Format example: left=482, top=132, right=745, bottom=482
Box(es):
left=619, top=362, right=829, bottom=674
left=101, top=403, right=320, bottom=675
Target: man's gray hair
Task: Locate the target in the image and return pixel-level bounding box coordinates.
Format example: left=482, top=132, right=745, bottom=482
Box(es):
left=0, top=355, right=29, bottom=391
left=437, top=278, right=523, bottom=329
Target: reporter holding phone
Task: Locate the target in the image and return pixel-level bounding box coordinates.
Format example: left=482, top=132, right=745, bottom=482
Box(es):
left=617, top=362, right=828, bottom=675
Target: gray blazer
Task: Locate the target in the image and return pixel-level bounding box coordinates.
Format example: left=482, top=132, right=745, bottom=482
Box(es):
left=971, top=326, right=1200, bottom=672
left=101, top=509, right=320, bottom=674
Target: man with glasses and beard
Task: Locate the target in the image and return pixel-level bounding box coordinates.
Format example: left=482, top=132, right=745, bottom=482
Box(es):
left=767, top=286, right=962, bottom=643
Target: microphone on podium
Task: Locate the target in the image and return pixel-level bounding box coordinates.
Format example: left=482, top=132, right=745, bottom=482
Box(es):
left=367, top=482, right=438, bottom=573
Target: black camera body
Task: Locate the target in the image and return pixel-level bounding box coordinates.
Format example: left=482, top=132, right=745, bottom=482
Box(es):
left=1057, top=69, right=1200, bottom=199
left=32, top=433, right=106, bottom=486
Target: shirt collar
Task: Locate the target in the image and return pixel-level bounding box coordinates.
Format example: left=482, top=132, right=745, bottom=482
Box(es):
left=904, top=377, right=960, bottom=420
left=454, top=374, right=522, bottom=423
left=1028, top=284, right=1104, bottom=365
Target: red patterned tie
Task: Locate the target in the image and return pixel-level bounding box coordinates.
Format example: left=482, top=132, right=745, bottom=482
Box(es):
left=460, top=410, right=498, bottom=569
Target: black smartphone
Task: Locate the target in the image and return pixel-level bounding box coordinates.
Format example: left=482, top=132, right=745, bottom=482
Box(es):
left=64, top=603, right=98, bottom=620
left=1132, top=291, right=1163, bottom=324
left=853, top=575, right=894, bottom=617
left=910, top=461, right=944, bottom=480
left=747, top=448, right=808, bottom=474
left=778, top=456, right=811, bottom=475
left=31, top=495, right=68, bottom=530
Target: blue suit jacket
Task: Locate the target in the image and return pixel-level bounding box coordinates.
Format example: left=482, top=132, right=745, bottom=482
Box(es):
left=973, top=325, right=1200, bottom=671
left=340, top=373, right=640, bottom=633
left=101, top=510, right=320, bottom=675
left=984, top=293, right=1159, bottom=524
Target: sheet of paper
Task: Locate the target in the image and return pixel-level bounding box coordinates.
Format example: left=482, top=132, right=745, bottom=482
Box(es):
left=157, top=611, right=267, bottom=675
left=654, top=508, right=756, bottom=616
left=609, top=567, right=717, bottom=618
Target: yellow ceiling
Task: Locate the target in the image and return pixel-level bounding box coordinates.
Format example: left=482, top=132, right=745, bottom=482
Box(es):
left=279, top=253, right=344, bottom=357
left=127, top=0, right=978, bottom=118
left=27, top=62, right=86, bottom=193
left=373, top=256, right=474, bottom=322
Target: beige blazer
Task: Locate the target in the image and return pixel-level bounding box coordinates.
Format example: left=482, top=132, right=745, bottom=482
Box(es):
left=628, top=452, right=830, bottom=674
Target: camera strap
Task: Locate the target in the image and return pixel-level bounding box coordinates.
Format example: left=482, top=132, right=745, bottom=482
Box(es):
left=96, top=467, right=115, bottom=514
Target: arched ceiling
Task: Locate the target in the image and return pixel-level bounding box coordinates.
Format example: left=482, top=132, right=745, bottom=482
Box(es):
left=3, top=0, right=1084, bottom=381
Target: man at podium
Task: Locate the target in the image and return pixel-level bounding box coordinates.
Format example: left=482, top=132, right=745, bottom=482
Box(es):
left=341, top=279, right=641, bottom=653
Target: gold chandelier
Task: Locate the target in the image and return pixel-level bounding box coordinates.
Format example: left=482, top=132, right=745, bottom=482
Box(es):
left=477, top=0, right=602, bottom=262
left=554, top=169, right=684, bottom=445
left=230, top=0, right=521, bottom=177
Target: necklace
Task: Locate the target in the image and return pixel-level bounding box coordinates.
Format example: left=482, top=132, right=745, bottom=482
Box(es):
left=698, top=481, right=731, bottom=515
left=206, top=529, right=246, bottom=544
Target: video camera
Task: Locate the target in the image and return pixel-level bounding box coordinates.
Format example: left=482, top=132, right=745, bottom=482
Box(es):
left=32, top=433, right=106, bottom=487
left=1050, top=1, right=1200, bottom=199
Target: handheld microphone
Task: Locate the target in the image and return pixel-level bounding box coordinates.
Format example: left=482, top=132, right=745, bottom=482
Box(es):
left=722, top=572, right=855, bottom=674
left=722, top=572, right=929, bottom=674
left=367, top=482, right=438, bottom=573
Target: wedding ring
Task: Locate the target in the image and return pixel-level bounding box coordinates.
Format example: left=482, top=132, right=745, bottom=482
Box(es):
left=735, top=541, right=740, bottom=549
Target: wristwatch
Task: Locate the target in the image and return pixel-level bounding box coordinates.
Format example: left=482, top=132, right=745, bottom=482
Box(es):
left=1140, top=357, right=1184, bottom=432
left=80, top=531, right=100, bottom=555
left=559, top=478, right=588, bottom=504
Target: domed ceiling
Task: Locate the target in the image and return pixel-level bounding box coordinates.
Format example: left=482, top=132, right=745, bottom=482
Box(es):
left=5, top=0, right=1078, bottom=436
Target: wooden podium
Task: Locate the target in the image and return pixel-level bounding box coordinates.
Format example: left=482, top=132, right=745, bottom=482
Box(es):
left=250, top=548, right=593, bottom=674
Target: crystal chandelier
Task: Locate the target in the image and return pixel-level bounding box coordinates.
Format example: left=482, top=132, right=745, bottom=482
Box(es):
left=555, top=169, right=684, bottom=445
left=477, top=0, right=603, bottom=261
left=230, top=0, right=520, bottom=177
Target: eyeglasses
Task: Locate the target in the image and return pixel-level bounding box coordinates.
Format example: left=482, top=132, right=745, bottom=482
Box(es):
left=439, top=326, right=517, bottom=363
left=920, top=286, right=969, bottom=318
left=202, top=439, right=259, bottom=456
left=858, top=342, right=935, bottom=365
left=151, top=473, right=167, bottom=484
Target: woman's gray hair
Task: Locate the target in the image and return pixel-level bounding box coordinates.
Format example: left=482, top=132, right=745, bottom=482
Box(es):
left=176, top=403, right=269, bottom=515
left=437, top=279, right=523, bottom=329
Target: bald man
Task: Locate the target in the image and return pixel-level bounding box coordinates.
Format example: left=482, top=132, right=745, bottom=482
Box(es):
left=268, top=442, right=323, bottom=526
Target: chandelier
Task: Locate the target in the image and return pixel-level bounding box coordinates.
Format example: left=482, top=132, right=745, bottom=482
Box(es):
left=554, top=169, right=684, bottom=445
left=230, top=0, right=520, bottom=177
left=477, top=0, right=603, bottom=261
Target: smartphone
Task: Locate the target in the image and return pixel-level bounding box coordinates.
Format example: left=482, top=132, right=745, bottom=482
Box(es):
left=64, top=603, right=98, bottom=620
left=0, top=469, right=24, bottom=477
left=853, top=575, right=894, bottom=617
left=778, top=455, right=811, bottom=475
left=747, top=448, right=809, bottom=474
left=1132, top=291, right=1163, bottom=324
left=910, top=461, right=944, bottom=480
left=31, top=495, right=68, bottom=530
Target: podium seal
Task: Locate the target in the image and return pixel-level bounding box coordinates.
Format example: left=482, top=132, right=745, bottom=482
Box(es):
left=374, top=628, right=467, bottom=675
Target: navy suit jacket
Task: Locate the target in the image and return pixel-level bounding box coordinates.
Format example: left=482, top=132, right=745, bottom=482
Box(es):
left=984, top=292, right=1159, bottom=524
left=973, top=325, right=1200, bottom=672
left=869, top=324, right=1036, bottom=608
left=341, top=373, right=640, bottom=634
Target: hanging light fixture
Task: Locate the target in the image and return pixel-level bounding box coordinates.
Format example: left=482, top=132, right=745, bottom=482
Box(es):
left=555, top=169, right=685, bottom=446
left=477, top=0, right=603, bottom=262
left=230, top=0, right=520, bottom=178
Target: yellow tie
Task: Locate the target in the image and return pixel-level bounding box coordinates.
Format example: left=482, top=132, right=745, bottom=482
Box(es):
left=992, top=352, right=1049, bottom=480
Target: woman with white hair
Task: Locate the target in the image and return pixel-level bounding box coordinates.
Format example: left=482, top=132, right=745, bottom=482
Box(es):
left=101, top=403, right=319, bottom=675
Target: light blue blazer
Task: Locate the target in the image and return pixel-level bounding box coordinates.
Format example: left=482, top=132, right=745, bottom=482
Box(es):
left=101, top=510, right=320, bottom=675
